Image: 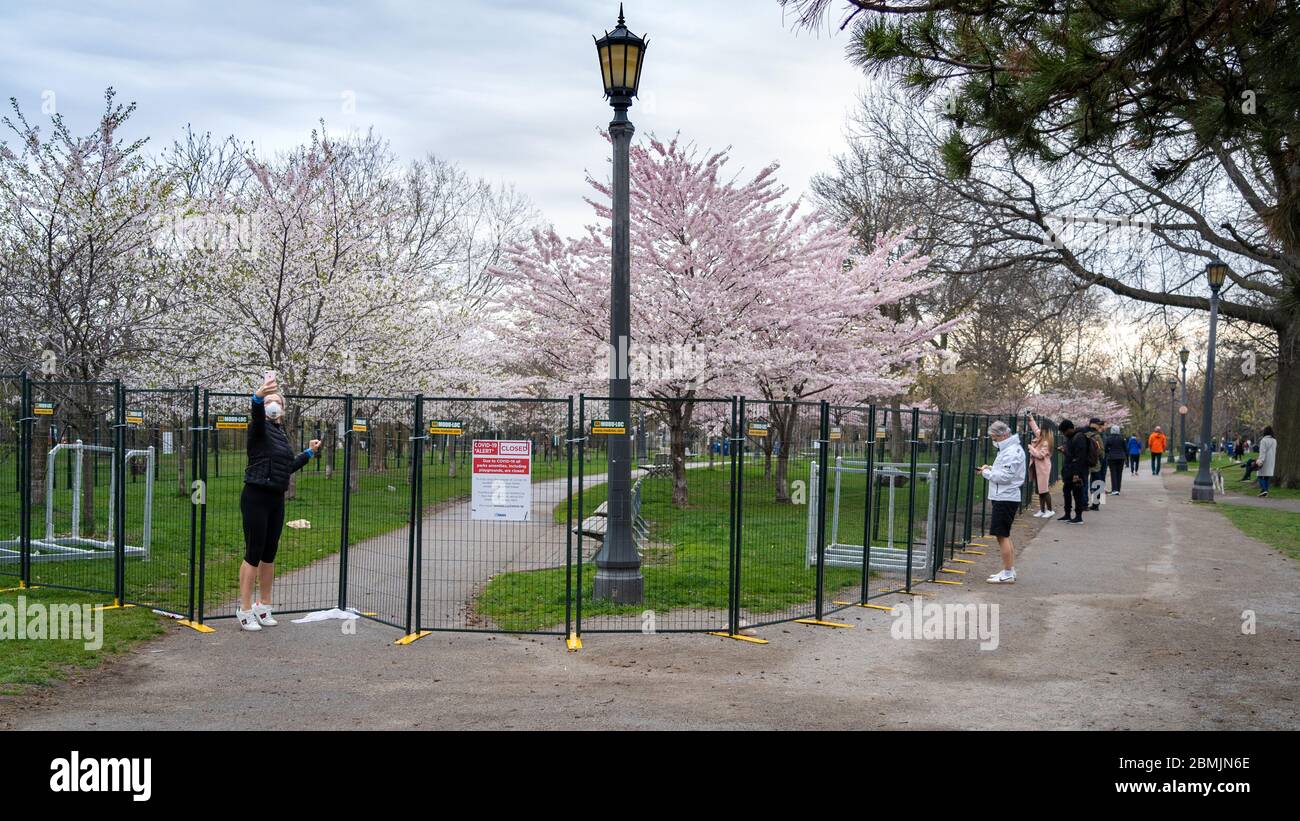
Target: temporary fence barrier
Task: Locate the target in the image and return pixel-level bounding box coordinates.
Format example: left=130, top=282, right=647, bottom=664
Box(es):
left=0, top=374, right=1060, bottom=644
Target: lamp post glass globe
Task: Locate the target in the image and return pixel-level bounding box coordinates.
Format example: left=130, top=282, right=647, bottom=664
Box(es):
left=1176, top=349, right=1190, bottom=471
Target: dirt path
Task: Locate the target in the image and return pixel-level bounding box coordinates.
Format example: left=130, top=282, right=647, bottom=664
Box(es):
left=3, top=467, right=1297, bottom=730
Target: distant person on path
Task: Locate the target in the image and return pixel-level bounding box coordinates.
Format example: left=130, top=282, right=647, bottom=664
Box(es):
left=1025, top=411, right=1055, bottom=518
left=1256, top=426, right=1277, bottom=497
left=979, top=420, right=1026, bottom=583
left=1126, top=432, right=1141, bottom=475
left=1057, top=419, right=1090, bottom=524
left=1148, top=427, right=1167, bottom=475
left=1105, top=425, right=1127, bottom=495
left=238, top=373, right=321, bottom=632
left=1085, top=418, right=1105, bottom=510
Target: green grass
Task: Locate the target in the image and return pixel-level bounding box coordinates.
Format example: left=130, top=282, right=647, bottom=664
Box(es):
left=1217, top=503, right=1300, bottom=562
left=477, top=457, right=947, bottom=631
left=0, top=586, right=166, bottom=695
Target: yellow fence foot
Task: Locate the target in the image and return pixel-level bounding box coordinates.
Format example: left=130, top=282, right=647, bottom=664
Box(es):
left=832, top=601, right=895, bottom=613
left=794, top=618, right=853, bottom=629
left=707, top=631, right=769, bottom=644
left=939, top=568, right=967, bottom=575
left=0, top=583, right=35, bottom=593
left=934, top=580, right=963, bottom=586
left=968, top=542, right=989, bottom=547
left=176, top=619, right=216, bottom=634
left=94, top=600, right=137, bottom=612
left=962, top=549, right=986, bottom=556
left=565, top=632, right=583, bottom=652
left=951, top=558, right=975, bottom=564
left=394, top=630, right=432, bottom=646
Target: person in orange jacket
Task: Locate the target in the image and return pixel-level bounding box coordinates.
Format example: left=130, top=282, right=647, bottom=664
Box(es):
left=1147, top=426, right=1167, bottom=475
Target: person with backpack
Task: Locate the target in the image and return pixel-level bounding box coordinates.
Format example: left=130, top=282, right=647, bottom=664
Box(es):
left=1126, top=432, right=1141, bottom=475
left=1057, top=419, right=1090, bottom=523
left=1148, top=426, right=1167, bottom=475
left=1084, top=417, right=1105, bottom=510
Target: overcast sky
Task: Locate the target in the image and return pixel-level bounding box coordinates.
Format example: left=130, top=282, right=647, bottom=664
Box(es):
left=0, top=0, right=866, bottom=235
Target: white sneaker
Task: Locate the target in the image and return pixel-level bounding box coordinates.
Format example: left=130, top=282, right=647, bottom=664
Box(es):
left=252, top=602, right=278, bottom=627
left=986, top=569, right=1016, bottom=584
left=237, top=608, right=262, bottom=631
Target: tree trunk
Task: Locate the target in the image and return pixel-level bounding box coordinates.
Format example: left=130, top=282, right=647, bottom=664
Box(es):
left=663, top=397, right=695, bottom=508
left=773, top=404, right=799, bottom=503
left=1274, top=321, right=1299, bottom=488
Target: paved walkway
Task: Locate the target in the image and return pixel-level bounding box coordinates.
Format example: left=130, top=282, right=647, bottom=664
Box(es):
left=3, top=466, right=1297, bottom=729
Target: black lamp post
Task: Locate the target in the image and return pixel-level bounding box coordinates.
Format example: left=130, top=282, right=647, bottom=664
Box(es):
left=1167, top=377, right=1177, bottom=473
left=1176, top=346, right=1190, bottom=471
left=592, top=5, right=647, bottom=603
left=1192, top=261, right=1228, bottom=501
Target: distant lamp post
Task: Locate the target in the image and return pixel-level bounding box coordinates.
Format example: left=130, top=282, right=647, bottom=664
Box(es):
left=1167, top=377, right=1177, bottom=467
left=592, top=5, right=648, bottom=603
left=1176, top=346, right=1190, bottom=471
left=1192, top=261, right=1228, bottom=501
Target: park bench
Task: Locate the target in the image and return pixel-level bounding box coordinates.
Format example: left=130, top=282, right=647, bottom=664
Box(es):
left=638, top=452, right=671, bottom=478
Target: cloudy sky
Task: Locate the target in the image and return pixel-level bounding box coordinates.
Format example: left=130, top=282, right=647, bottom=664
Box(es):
left=0, top=0, right=866, bottom=235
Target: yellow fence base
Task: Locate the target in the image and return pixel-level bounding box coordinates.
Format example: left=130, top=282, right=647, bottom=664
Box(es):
left=394, top=630, right=432, bottom=646
left=94, top=600, right=137, bottom=612
left=934, top=580, right=964, bottom=586
left=176, top=619, right=216, bottom=634
left=707, top=631, right=769, bottom=644
left=794, top=618, right=853, bottom=629
left=565, top=632, right=583, bottom=652
left=832, top=600, right=895, bottom=613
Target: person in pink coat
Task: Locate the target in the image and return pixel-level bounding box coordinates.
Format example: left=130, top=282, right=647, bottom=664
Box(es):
left=1024, top=411, right=1055, bottom=518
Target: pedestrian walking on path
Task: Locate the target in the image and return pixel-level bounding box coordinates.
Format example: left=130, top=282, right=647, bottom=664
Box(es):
left=979, top=419, right=1025, bottom=583
left=1126, top=433, right=1141, bottom=475
left=1148, top=427, right=1167, bottom=475
left=1057, top=419, right=1089, bottom=524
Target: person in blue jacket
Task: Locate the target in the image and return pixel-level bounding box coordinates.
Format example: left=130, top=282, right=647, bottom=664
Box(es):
left=1126, top=432, right=1141, bottom=475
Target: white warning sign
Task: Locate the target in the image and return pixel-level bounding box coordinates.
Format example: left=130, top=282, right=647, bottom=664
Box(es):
left=471, top=440, right=532, bottom=521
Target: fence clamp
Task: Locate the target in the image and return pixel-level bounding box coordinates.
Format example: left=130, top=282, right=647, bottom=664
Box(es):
left=566, top=436, right=588, bottom=445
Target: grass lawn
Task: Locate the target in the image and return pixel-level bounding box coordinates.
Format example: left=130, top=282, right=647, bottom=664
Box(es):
left=0, top=585, right=166, bottom=695
left=1217, top=503, right=1300, bottom=562
left=477, top=457, right=950, bottom=631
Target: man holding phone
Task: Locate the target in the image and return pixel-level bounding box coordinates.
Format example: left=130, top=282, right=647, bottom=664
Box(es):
left=977, top=420, right=1025, bottom=584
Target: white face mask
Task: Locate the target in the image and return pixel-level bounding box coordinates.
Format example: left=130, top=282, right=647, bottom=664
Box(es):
left=266, top=401, right=284, bottom=420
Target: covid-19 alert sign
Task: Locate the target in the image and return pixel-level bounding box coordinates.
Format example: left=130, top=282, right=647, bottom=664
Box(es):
left=471, top=440, right=532, bottom=521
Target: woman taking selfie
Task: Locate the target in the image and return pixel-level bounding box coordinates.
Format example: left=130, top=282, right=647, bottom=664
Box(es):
left=238, top=373, right=320, bottom=631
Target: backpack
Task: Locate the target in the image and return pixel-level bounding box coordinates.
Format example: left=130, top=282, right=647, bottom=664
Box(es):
left=1085, top=430, right=1103, bottom=469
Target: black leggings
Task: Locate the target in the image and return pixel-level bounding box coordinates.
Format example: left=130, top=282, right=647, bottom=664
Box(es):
left=1108, top=459, right=1125, bottom=492
left=241, top=483, right=286, bottom=566
left=1128, top=453, right=1140, bottom=473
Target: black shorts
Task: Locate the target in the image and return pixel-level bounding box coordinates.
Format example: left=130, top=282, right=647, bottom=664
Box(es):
left=990, top=500, right=1018, bottom=538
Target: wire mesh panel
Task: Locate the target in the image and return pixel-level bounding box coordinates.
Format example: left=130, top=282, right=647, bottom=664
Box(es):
left=342, top=396, right=418, bottom=629
left=0, top=375, right=22, bottom=582
left=735, top=399, right=825, bottom=628
left=572, top=396, right=732, bottom=634
left=199, top=392, right=347, bottom=620
left=418, top=397, right=572, bottom=634
left=819, top=405, right=876, bottom=615
left=25, top=380, right=119, bottom=597
left=120, top=388, right=196, bottom=617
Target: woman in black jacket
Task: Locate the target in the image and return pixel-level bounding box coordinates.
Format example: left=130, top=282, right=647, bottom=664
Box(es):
left=238, top=374, right=320, bottom=631
left=1104, top=425, right=1128, bottom=495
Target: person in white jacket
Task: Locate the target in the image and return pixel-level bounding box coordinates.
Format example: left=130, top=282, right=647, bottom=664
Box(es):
left=978, top=419, right=1026, bottom=583
left=1256, top=426, right=1277, bottom=497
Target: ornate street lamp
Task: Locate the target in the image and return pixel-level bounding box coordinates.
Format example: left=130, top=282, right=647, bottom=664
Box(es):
left=1192, top=261, right=1228, bottom=501
left=592, top=5, right=648, bottom=603
left=1176, top=346, right=1190, bottom=471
